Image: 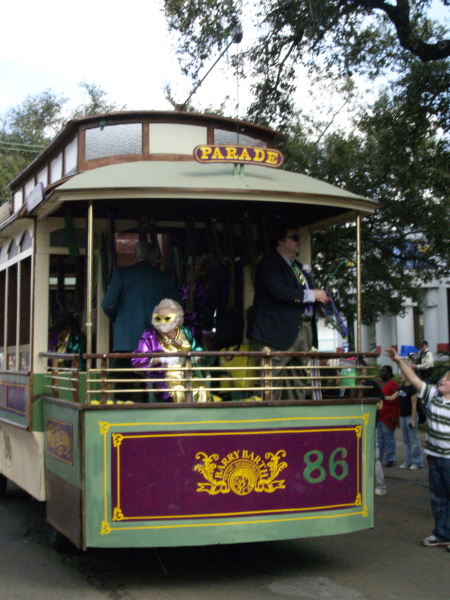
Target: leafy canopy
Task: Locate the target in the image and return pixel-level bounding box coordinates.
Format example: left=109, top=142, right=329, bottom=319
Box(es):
left=0, top=83, right=125, bottom=196
left=164, top=0, right=450, bottom=125
left=284, top=57, right=450, bottom=324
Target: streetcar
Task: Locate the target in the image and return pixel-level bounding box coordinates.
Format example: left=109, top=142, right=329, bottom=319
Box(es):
left=0, top=110, right=379, bottom=550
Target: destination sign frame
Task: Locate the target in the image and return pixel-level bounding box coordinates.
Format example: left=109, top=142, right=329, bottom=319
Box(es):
left=194, top=145, right=284, bottom=168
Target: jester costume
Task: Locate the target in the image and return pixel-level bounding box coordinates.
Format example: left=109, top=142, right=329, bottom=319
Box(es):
left=131, top=326, right=209, bottom=403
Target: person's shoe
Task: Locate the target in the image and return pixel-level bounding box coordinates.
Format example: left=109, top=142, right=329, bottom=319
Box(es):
left=385, top=461, right=396, bottom=468
left=410, top=464, right=422, bottom=470
left=375, top=488, right=386, bottom=496
left=399, top=463, right=411, bottom=469
left=422, top=535, right=450, bottom=547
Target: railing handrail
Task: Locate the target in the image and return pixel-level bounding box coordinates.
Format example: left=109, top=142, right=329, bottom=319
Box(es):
left=40, top=350, right=380, bottom=405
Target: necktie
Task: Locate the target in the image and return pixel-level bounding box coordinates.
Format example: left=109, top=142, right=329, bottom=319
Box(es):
left=291, top=261, right=306, bottom=286
left=292, top=261, right=313, bottom=312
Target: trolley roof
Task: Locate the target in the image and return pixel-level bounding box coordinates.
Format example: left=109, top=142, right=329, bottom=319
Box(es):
left=3, top=110, right=378, bottom=230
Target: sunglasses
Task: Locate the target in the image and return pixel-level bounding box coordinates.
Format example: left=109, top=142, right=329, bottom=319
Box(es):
left=286, top=234, right=301, bottom=242
left=153, top=313, right=178, bottom=324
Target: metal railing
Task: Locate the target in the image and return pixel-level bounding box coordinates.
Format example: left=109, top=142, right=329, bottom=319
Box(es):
left=41, top=352, right=80, bottom=402
left=41, top=351, right=379, bottom=404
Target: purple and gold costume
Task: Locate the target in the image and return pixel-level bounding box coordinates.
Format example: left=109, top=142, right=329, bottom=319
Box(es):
left=132, top=326, right=206, bottom=402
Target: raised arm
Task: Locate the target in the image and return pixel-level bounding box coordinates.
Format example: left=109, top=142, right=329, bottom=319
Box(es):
left=384, top=347, right=423, bottom=393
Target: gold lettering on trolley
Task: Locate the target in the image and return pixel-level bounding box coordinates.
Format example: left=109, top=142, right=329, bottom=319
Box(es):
left=356, top=425, right=362, bottom=438
left=113, top=507, right=124, bottom=521
left=47, top=423, right=71, bottom=458
left=195, top=450, right=287, bottom=496
left=101, top=521, right=112, bottom=535
left=194, top=145, right=284, bottom=168
left=99, top=421, right=111, bottom=435
left=355, top=493, right=362, bottom=506
left=112, top=434, right=124, bottom=447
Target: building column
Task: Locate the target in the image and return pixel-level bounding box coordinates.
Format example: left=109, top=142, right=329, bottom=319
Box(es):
left=395, top=301, right=416, bottom=351
left=422, top=287, right=441, bottom=357
left=375, top=315, right=398, bottom=369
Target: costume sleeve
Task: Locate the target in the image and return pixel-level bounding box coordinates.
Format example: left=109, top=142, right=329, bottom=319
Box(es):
left=131, top=329, right=157, bottom=369
left=183, top=327, right=203, bottom=352
left=101, top=270, right=122, bottom=319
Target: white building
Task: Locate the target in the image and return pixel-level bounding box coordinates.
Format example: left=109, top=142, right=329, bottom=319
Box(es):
left=318, top=277, right=450, bottom=372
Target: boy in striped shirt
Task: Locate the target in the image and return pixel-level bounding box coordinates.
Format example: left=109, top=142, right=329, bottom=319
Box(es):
left=385, top=346, right=450, bottom=549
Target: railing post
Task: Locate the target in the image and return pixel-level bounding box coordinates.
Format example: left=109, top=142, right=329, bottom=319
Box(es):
left=185, top=355, right=193, bottom=403
left=261, top=351, right=272, bottom=402
left=100, top=356, right=108, bottom=404
left=72, top=357, right=79, bottom=403
left=51, top=359, right=58, bottom=398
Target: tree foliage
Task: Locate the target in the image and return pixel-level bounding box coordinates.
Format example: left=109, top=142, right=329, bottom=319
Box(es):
left=284, top=58, right=450, bottom=324
left=0, top=83, right=124, bottom=197
left=164, top=0, right=450, bottom=125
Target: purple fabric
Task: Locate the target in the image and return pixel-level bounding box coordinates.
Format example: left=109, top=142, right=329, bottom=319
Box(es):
left=132, top=328, right=172, bottom=401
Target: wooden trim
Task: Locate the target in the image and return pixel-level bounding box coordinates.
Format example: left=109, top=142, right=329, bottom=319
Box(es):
left=78, top=154, right=195, bottom=171
left=142, top=122, right=149, bottom=154
left=78, top=130, right=85, bottom=165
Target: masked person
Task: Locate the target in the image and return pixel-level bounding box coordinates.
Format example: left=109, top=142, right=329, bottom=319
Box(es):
left=131, top=298, right=210, bottom=403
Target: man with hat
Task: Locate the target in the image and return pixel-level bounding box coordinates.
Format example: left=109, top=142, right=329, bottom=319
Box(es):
left=247, top=221, right=331, bottom=400
left=412, top=340, right=434, bottom=382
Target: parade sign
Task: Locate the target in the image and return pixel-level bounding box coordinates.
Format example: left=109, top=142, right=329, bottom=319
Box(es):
left=194, top=145, right=284, bottom=168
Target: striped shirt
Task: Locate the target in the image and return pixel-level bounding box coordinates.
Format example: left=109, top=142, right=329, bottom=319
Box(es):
left=419, top=383, right=450, bottom=458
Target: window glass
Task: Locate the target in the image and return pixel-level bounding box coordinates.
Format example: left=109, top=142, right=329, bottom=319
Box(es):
left=214, top=129, right=266, bottom=147
left=85, top=124, right=142, bottom=160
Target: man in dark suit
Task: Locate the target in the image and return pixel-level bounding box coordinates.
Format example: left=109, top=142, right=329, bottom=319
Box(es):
left=247, top=222, right=330, bottom=399
left=102, top=240, right=180, bottom=399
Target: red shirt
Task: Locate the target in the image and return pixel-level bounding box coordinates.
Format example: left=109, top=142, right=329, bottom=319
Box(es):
left=378, top=379, right=400, bottom=430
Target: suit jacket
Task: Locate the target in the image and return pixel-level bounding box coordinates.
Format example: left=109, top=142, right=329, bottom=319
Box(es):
left=101, top=261, right=180, bottom=352
left=247, top=251, right=318, bottom=350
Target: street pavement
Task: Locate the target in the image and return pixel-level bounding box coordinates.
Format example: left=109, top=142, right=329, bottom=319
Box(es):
left=0, top=427, right=448, bottom=600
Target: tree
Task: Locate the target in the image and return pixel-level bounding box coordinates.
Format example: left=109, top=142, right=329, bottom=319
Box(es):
left=283, top=57, right=450, bottom=325
left=0, top=90, right=67, bottom=199
left=0, top=83, right=123, bottom=197
left=71, top=82, right=126, bottom=118
left=164, top=0, right=450, bottom=125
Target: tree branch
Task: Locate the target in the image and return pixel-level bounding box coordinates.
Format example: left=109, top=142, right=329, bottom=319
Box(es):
left=358, top=0, right=450, bottom=60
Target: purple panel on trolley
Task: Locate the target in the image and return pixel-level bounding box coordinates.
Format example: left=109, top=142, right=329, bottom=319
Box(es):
left=110, top=426, right=362, bottom=521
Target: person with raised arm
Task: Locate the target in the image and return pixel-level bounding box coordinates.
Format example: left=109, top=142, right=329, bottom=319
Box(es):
left=385, top=346, right=450, bottom=549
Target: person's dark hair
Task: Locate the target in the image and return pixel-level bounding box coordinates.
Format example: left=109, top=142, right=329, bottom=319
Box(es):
left=421, top=340, right=428, bottom=347
left=51, top=311, right=81, bottom=334
left=271, top=221, right=299, bottom=248
left=135, top=240, right=159, bottom=262
left=381, top=365, right=393, bottom=377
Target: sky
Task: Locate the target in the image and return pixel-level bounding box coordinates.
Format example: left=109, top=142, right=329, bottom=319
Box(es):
left=1, top=1, right=449, bottom=124
left=0, top=0, right=246, bottom=118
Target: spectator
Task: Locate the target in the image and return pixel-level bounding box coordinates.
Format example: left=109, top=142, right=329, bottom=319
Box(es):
left=395, top=373, right=423, bottom=470
left=385, top=346, right=450, bottom=548
left=412, top=340, right=434, bottom=382
left=377, top=365, right=400, bottom=467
